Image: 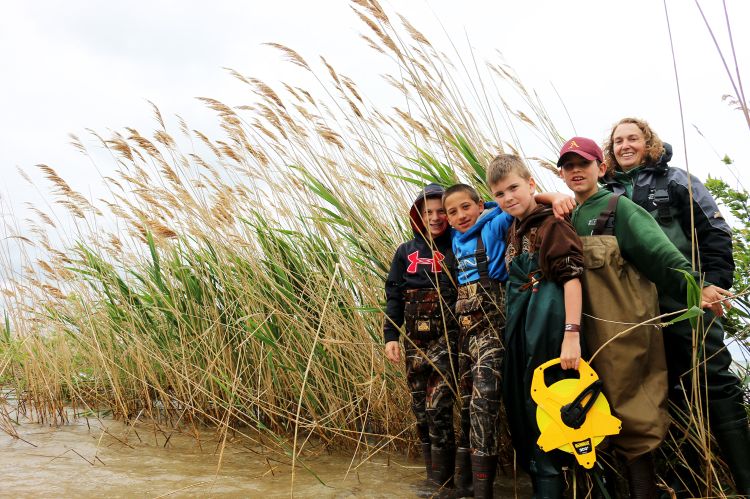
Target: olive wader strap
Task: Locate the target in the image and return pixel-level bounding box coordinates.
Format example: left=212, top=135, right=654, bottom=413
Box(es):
left=474, top=235, right=493, bottom=289
left=653, top=174, right=673, bottom=225
left=591, top=194, right=622, bottom=236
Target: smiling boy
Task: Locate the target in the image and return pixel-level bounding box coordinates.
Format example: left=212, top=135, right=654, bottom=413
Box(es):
left=383, top=183, right=458, bottom=488
left=557, top=137, right=737, bottom=497
left=442, top=183, right=513, bottom=498
left=548, top=122, right=749, bottom=496
left=487, top=154, right=584, bottom=498
left=559, top=137, right=673, bottom=497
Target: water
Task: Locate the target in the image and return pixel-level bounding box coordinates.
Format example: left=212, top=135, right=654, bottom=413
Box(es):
left=0, top=416, right=531, bottom=497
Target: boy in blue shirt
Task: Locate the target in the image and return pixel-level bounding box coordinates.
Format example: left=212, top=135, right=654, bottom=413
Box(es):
left=442, top=183, right=513, bottom=498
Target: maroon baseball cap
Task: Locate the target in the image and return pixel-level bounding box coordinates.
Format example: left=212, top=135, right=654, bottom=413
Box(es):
left=557, top=137, right=604, bottom=166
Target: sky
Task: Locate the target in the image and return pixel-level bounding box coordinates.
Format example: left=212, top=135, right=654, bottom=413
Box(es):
left=1, top=0, right=749, bottom=234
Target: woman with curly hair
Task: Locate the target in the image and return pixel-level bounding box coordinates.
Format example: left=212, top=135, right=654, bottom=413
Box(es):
left=545, top=117, right=749, bottom=496
left=600, top=117, right=749, bottom=497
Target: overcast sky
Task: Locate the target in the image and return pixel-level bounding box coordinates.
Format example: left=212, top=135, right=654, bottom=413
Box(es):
left=2, top=0, right=749, bottom=231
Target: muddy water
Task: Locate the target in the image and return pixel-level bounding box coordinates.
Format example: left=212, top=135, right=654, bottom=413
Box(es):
left=0, top=417, right=531, bottom=498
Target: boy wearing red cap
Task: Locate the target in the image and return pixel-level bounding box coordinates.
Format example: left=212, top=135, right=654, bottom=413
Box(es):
left=556, top=137, right=729, bottom=498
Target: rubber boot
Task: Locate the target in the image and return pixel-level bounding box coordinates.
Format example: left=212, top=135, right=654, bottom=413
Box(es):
left=712, top=418, right=750, bottom=497
left=662, top=403, right=701, bottom=498
left=431, top=446, right=456, bottom=489
left=454, top=447, right=473, bottom=497
left=421, top=442, right=433, bottom=481
left=532, top=476, right=564, bottom=499
left=530, top=448, right=564, bottom=499
left=626, top=453, right=658, bottom=499
left=591, top=461, right=618, bottom=499
left=471, top=454, right=497, bottom=499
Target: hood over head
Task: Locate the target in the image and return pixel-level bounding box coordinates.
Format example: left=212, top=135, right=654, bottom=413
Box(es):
left=654, top=142, right=672, bottom=172
left=409, top=183, right=446, bottom=237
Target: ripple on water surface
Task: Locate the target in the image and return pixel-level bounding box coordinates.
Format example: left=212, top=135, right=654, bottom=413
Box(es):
left=0, top=416, right=530, bottom=497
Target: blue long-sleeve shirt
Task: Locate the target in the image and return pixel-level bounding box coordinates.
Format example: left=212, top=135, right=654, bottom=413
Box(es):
left=452, top=202, right=513, bottom=285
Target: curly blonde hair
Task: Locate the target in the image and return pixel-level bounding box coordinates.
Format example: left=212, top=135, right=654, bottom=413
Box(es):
left=603, top=117, right=665, bottom=175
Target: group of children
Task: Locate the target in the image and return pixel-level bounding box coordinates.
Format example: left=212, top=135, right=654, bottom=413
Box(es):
left=383, top=117, right=750, bottom=498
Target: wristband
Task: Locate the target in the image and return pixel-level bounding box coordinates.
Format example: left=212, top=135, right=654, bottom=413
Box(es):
left=564, top=323, right=580, bottom=333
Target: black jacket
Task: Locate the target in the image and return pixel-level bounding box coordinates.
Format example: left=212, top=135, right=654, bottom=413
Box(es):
left=383, top=184, right=456, bottom=343
left=602, top=143, right=734, bottom=289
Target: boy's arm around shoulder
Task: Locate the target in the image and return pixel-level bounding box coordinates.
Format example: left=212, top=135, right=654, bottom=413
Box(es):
left=488, top=210, right=514, bottom=237
left=484, top=210, right=514, bottom=249
left=538, top=215, right=584, bottom=284
left=439, top=246, right=459, bottom=299
left=535, top=191, right=577, bottom=220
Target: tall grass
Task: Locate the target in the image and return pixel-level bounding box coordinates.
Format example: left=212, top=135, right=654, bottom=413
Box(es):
left=0, top=0, right=562, bottom=457
left=0, top=0, right=747, bottom=495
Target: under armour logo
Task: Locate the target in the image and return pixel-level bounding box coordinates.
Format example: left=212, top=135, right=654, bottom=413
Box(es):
left=567, top=140, right=580, bottom=149
left=407, top=251, right=444, bottom=273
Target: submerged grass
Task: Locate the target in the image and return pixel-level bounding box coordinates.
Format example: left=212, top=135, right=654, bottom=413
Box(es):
left=0, top=1, right=747, bottom=496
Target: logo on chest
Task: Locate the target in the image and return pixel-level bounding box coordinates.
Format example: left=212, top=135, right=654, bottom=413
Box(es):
left=407, top=251, right=445, bottom=273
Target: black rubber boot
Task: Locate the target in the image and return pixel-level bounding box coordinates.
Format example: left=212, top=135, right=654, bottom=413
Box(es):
left=471, top=454, right=497, bottom=499
left=421, top=442, right=433, bottom=481
left=454, top=447, right=473, bottom=497
left=626, top=453, right=658, bottom=499
left=661, top=401, right=702, bottom=498
left=530, top=447, right=564, bottom=499
left=712, top=417, right=750, bottom=497
left=665, top=442, right=703, bottom=498
left=591, top=461, right=618, bottom=499
left=431, top=446, right=456, bottom=489
left=532, top=476, right=564, bottom=499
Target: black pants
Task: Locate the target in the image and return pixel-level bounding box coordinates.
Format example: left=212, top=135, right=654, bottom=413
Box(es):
left=662, top=307, right=747, bottom=424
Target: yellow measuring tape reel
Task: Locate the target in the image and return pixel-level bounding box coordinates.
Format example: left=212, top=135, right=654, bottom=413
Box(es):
left=530, top=358, right=621, bottom=469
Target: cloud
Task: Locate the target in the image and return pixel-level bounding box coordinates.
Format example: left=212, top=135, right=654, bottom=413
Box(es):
left=0, top=0, right=748, bottom=229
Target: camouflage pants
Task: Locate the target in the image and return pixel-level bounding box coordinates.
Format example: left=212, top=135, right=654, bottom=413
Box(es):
left=404, top=290, right=458, bottom=449
left=455, top=282, right=509, bottom=457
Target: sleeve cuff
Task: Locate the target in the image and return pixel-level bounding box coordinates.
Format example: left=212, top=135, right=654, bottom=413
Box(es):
left=384, top=330, right=401, bottom=343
